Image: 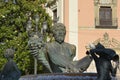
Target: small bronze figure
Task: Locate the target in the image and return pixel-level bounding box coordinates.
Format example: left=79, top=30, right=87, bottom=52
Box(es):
left=0, top=48, right=21, bottom=80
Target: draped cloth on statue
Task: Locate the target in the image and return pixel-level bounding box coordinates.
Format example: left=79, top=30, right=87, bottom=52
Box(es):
left=46, top=41, right=93, bottom=73
left=46, top=42, right=75, bottom=72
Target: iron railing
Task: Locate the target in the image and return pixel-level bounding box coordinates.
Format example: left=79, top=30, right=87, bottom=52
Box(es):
left=95, top=18, right=118, bottom=28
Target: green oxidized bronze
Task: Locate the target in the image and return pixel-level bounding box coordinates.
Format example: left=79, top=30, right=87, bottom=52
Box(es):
left=28, top=23, right=92, bottom=73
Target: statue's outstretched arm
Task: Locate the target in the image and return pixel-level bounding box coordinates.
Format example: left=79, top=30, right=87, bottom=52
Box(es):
left=28, top=37, right=52, bottom=73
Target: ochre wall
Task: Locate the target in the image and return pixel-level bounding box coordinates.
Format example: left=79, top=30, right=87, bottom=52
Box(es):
left=63, top=0, right=120, bottom=59
left=78, top=0, right=95, bottom=28
left=64, top=0, right=69, bottom=42
left=78, top=29, right=120, bottom=59
left=117, top=0, right=120, bottom=28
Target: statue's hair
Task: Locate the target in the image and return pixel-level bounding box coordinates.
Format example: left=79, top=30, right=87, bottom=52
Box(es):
left=4, top=48, right=15, bottom=59
left=52, top=23, right=66, bottom=34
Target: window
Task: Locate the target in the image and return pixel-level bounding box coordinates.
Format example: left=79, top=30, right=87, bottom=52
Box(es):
left=99, top=7, right=112, bottom=25
left=94, top=0, right=117, bottom=29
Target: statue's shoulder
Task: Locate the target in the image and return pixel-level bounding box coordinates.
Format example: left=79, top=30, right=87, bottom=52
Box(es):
left=64, top=42, right=76, bottom=50
left=46, top=42, right=55, bottom=48
left=46, top=42, right=54, bottom=45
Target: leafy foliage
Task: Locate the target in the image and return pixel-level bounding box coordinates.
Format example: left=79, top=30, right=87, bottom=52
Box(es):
left=0, top=0, right=52, bottom=75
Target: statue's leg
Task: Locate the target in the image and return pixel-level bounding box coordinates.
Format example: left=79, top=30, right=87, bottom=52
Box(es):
left=73, top=55, right=93, bottom=72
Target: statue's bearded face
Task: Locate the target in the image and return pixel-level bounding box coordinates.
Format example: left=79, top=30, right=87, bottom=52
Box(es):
left=53, top=26, right=66, bottom=44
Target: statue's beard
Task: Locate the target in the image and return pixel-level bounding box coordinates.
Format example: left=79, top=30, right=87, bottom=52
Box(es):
left=55, top=36, right=65, bottom=44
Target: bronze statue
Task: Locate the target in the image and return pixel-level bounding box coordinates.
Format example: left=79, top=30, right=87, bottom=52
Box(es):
left=0, top=48, right=21, bottom=80
left=28, top=23, right=92, bottom=73
left=87, top=43, right=119, bottom=80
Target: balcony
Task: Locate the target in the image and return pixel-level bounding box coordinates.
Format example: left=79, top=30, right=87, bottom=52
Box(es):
left=95, top=18, right=118, bottom=29
left=94, top=0, right=116, bottom=6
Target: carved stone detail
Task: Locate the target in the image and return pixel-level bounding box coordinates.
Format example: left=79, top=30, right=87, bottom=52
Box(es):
left=93, top=32, right=120, bottom=49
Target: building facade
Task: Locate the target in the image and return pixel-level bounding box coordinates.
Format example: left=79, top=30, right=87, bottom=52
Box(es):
left=47, top=0, right=120, bottom=74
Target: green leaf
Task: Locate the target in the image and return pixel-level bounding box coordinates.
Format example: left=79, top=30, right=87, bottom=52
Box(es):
left=0, top=0, right=52, bottom=75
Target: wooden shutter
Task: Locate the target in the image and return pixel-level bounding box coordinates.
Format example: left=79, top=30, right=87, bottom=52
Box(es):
left=99, top=7, right=112, bottom=25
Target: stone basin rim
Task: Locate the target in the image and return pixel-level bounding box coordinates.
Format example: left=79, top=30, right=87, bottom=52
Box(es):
left=21, top=73, right=97, bottom=78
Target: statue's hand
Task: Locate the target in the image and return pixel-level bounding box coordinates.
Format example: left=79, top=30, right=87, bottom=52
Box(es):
left=28, top=37, right=44, bottom=57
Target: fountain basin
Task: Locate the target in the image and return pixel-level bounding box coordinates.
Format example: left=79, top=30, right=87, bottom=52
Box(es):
left=19, top=73, right=97, bottom=80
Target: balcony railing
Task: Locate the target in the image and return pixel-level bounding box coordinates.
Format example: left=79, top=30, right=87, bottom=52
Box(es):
left=95, top=18, right=118, bottom=29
